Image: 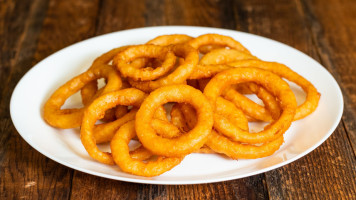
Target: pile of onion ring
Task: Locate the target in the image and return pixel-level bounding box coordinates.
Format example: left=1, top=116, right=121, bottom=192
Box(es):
left=43, top=33, right=320, bottom=177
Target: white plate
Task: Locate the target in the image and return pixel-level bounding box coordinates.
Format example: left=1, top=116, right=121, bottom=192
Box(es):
left=10, top=26, right=343, bottom=185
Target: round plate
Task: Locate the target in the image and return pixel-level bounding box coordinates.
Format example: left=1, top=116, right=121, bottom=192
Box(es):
left=10, top=26, right=343, bottom=185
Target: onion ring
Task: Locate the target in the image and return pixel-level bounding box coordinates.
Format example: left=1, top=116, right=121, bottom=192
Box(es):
left=188, top=33, right=251, bottom=54
left=151, top=119, right=183, bottom=138
left=206, top=131, right=284, bottom=159
left=114, top=45, right=177, bottom=81
left=228, top=60, right=320, bottom=120
left=80, top=46, right=145, bottom=122
left=189, top=64, right=231, bottom=79
left=199, top=49, right=257, bottom=65
left=166, top=105, right=215, bottom=154
left=172, top=98, right=284, bottom=159
left=128, top=44, right=199, bottom=92
left=43, top=65, right=122, bottom=129
left=135, top=85, right=213, bottom=157
left=81, top=46, right=131, bottom=104
left=223, top=84, right=281, bottom=122
left=114, top=118, right=180, bottom=162
left=129, top=146, right=152, bottom=161
left=198, top=44, right=225, bottom=54
left=193, top=59, right=319, bottom=120
left=170, top=103, right=191, bottom=133
left=147, top=34, right=193, bottom=46
left=196, top=78, right=281, bottom=122
left=189, top=46, right=257, bottom=80
left=204, top=67, right=297, bottom=144
left=189, top=47, right=257, bottom=79
left=110, top=121, right=183, bottom=177
left=80, top=88, right=146, bottom=165
left=94, top=105, right=168, bottom=144
left=94, top=108, right=138, bottom=144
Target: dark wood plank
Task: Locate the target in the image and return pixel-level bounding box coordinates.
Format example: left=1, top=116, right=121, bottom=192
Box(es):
left=232, top=0, right=319, bottom=57
left=226, top=0, right=356, bottom=199
left=4, top=0, right=356, bottom=198
left=164, top=177, right=268, bottom=200
left=266, top=124, right=356, bottom=199
left=0, top=0, right=73, bottom=199
left=0, top=0, right=100, bottom=199
left=34, top=0, right=100, bottom=62
left=299, top=0, right=356, bottom=155
left=70, top=0, right=269, bottom=199
left=164, top=0, right=235, bottom=28
left=94, top=0, right=146, bottom=35
left=70, top=172, right=139, bottom=199
left=72, top=171, right=268, bottom=200
left=0, top=0, right=49, bottom=114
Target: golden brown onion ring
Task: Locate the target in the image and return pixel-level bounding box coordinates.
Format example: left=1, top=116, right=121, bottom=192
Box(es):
left=114, top=45, right=177, bottom=81
left=43, top=65, right=122, bottom=129
left=172, top=98, right=284, bottom=159
left=199, top=49, right=257, bottom=65
left=128, top=44, right=199, bottom=92
left=147, top=34, right=193, bottom=46
left=188, top=33, right=251, bottom=54
left=204, top=67, right=297, bottom=144
left=228, top=60, right=320, bottom=120
left=80, top=88, right=146, bottom=165
left=136, top=85, right=213, bottom=157
left=110, top=121, right=183, bottom=177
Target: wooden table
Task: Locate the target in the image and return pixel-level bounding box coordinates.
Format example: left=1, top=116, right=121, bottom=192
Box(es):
left=1, top=0, right=355, bottom=199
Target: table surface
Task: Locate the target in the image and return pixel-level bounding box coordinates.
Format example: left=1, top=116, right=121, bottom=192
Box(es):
left=1, top=0, right=356, bottom=199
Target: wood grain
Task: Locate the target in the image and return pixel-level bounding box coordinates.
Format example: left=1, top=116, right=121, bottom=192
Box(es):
left=266, top=124, right=356, bottom=199
left=165, top=0, right=235, bottom=27
left=0, top=0, right=100, bottom=199
left=1, top=0, right=355, bottom=199
left=34, top=0, right=100, bottom=62
left=94, top=0, right=146, bottom=35
left=299, top=0, right=356, bottom=155
left=71, top=171, right=268, bottom=200
left=0, top=0, right=65, bottom=199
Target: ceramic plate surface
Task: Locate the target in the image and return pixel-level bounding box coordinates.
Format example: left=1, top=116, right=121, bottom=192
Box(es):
left=10, top=26, right=343, bottom=184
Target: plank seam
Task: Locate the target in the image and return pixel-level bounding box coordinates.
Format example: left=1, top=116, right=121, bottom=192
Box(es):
left=342, top=120, right=356, bottom=159
left=94, top=0, right=104, bottom=35
left=296, top=0, right=356, bottom=156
